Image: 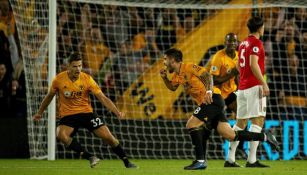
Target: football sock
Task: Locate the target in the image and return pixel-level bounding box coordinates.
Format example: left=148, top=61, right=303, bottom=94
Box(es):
left=247, top=124, right=262, bottom=163
left=67, top=138, right=92, bottom=159
left=227, top=125, right=243, bottom=163
left=202, top=126, right=211, bottom=161
left=188, top=127, right=204, bottom=161
left=112, top=144, right=129, bottom=165
left=234, top=130, right=264, bottom=141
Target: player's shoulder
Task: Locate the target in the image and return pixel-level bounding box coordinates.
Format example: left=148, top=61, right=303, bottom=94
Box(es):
left=55, top=71, right=68, bottom=80
left=184, top=62, right=205, bottom=72
left=212, top=49, right=226, bottom=59
left=247, top=36, right=262, bottom=46
left=80, top=71, right=92, bottom=79
left=216, top=49, right=226, bottom=55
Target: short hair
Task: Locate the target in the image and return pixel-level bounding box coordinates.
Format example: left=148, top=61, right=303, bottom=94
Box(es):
left=68, top=53, right=82, bottom=63
left=247, top=16, right=264, bottom=33
left=164, top=48, right=183, bottom=62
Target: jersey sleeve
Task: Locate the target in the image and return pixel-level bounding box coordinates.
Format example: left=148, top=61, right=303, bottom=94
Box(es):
left=187, top=63, right=207, bottom=77
left=209, top=53, right=222, bottom=76
left=88, top=75, right=102, bottom=95
left=250, top=40, right=261, bottom=56
left=50, top=77, right=59, bottom=93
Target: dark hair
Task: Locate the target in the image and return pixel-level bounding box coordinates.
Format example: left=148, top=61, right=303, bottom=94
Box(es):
left=247, top=16, right=264, bottom=33
left=68, top=53, right=82, bottom=63
left=164, top=48, right=183, bottom=62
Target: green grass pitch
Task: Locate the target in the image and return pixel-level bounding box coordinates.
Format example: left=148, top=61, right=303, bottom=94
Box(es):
left=0, top=159, right=306, bottom=175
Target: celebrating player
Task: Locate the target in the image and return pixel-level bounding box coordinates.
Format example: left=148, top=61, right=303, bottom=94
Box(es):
left=226, top=16, right=270, bottom=168
left=160, top=48, right=279, bottom=170
left=206, top=33, right=242, bottom=167
left=33, top=53, right=137, bottom=168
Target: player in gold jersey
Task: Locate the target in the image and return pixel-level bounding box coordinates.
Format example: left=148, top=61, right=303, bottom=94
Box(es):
left=209, top=33, right=239, bottom=113
left=160, top=48, right=279, bottom=170
left=208, top=33, right=245, bottom=167
left=33, top=53, right=136, bottom=168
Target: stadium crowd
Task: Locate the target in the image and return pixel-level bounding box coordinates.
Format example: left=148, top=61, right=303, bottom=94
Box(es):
left=0, top=0, right=306, bottom=122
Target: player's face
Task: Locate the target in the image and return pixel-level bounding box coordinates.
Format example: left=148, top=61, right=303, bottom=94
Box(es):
left=68, top=60, right=82, bottom=78
left=225, top=34, right=238, bottom=51
left=163, top=55, right=175, bottom=73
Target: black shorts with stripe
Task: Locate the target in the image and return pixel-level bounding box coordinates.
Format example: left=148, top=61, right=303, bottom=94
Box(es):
left=193, top=94, right=228, bottom=130
left=58, top=113, right=105, bottom=134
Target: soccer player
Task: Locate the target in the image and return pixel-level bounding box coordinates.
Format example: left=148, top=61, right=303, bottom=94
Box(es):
left=207, top=33, right=242, bottom=167
left=33, top=53, right=137, bottom=168
left=160, top=48, right=279, bottom=170
left=209, top=33, right=239, bottom=117
left=226, top=16, right=270, bottom=168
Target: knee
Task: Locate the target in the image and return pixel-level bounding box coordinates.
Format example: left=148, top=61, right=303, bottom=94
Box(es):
left=219, top=129, right=236, bottom=141
left=236, top=119, right=248, bottom=129
left=251, top=117, right=265, bottom=127
left=220, top=130, right=236, bottom=141
left=57, top=131, right=70, bottom=144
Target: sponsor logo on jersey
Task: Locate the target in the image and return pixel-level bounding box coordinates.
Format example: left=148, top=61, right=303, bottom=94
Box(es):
left=211, top=66, right=217, bottom=71
left=253, top=46, right=259, bottom=53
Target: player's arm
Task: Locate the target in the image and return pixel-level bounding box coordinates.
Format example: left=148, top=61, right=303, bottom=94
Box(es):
left=250, top=55, right=269, bottom=96
left=95, top=91, right=124, bottom=118
left=33, top=90, right=56, bottom=121
left=160, top=69, right=179, bottom=91
left=198, top=71, right=213, bottom=104
left=213, top=68, right=239, bottom=85
left=209, top=53, right=238, bottom=85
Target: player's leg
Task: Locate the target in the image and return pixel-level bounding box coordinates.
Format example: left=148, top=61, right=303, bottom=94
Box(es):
left=57, top=116, right=94, bottom=160
left=246, top=116, right=268, bottom=167
left=216, top=121, right=279, bottom=151
left=93, top=124, right=137, bottom=168
left=202, top=125, right=211, bottom=162
left=224, top=120, right=246, bottom=167
left=224, top=91, right=247, bottom=167
left=245, top=85, right=268, bottom=167
left=225, top=91, right=247, bottom=167
left=184, top=94, right=224, bottom=170
left=184, top=115, right=207, bottom=170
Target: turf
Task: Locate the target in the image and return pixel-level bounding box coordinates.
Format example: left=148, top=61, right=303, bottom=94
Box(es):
left=0, top=159, right=306, bottom=175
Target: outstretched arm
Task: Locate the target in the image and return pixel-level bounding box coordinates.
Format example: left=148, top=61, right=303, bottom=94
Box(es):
left=33, top=91, right=56, bottom=121
left=160, top=68, right=179, bottom=91
left=95, top=91, right=124, bottom=119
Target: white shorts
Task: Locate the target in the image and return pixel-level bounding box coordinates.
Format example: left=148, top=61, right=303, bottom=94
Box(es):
left=236, top=85, right=266, bottom=119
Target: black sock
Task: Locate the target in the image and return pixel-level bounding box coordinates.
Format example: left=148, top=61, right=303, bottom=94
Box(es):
left=234, top=130, right=264, bottom=141
left=112, top=144, right=129, bottom=165
left=188, top=127, right=204, bottom=160
left=202, top=127, right=211, bottom=161
left=67, top=138, right=92, bottom=159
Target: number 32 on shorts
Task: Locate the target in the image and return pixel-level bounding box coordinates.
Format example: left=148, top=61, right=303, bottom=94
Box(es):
left=90, top=117, right=103, bottom=127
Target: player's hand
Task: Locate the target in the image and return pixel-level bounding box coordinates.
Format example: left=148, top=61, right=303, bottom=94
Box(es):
left=260, top=84, right=270, bottom=98
left=33, top=113, right=42, bottom=121
left=160, top=68, right=167, bottom=79
left=204, top=91, right=213, bottom=105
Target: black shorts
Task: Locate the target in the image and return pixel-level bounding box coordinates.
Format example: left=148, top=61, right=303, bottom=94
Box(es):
left=225, top=92, right=236, bottom=106
left=193, top=94, right=228, bottom=130
left=58, top=113, right=105, bottom=133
